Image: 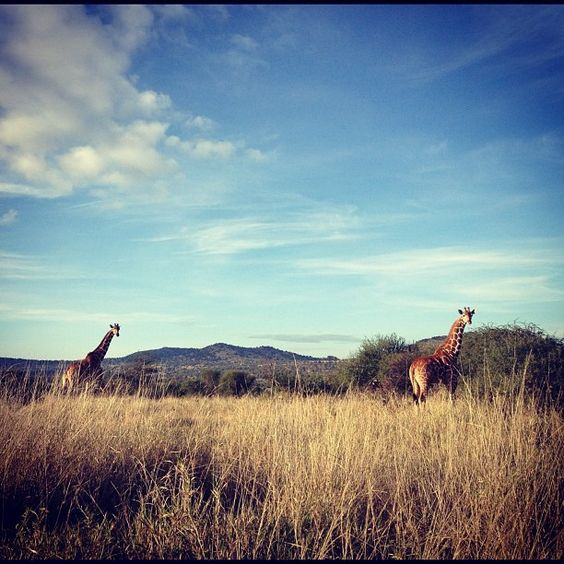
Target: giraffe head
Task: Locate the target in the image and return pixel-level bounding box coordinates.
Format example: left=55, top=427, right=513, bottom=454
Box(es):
left=110, top=323, right=120, bottom=337
left=457, top=307, right=475, bottom=325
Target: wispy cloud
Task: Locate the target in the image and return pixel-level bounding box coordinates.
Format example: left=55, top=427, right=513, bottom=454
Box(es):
left=0, top=303, right=195, bottom=324
left=249, top=333, right=361, bottom=345
left=166, top=136, right=236, bottom=160
left=146, top=204, right=363, bottom=255
left=0, top=209, right=17, bottom=226
left=190, top=217, right=353, bottom=255
left=398, top=6, right=564, bottom=84
left=294, top=243, right=564, bottom=310
left=231, top=33, right=259, bottom=52
left=454, top=276, right=564, bottom=304
left=0, top=250, right=86, bottom=280
left=296, top=246, right=551, bottom=277
left=185, top=113, right=217, bottom=132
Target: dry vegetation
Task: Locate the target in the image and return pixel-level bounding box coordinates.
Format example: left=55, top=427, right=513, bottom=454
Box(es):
left=0, top=379, right=562, bottom=559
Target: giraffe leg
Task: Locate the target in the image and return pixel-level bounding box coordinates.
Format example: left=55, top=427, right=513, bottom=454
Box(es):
left=416, top=385, right=426, bottom=408
left=410, top=378, right=419, bottom=404
left=62, top=368, right=72, bottom=393
left=418, top=371, right=429, bottom=408
left=448, top=370, right=457, bottom=403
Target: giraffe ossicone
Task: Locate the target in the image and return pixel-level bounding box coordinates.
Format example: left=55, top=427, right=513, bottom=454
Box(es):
left=409, top=307, right=475, bottom=406
left=61, top=323, right=120, bottom=393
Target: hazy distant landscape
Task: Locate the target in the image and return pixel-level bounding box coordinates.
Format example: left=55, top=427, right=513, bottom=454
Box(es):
left=0, top=342, right=341, bottom=393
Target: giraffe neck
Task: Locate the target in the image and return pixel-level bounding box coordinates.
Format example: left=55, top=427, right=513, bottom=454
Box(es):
left=87, top=330, right=115, bottom=365
left=434, top=316, right=466, bottom=363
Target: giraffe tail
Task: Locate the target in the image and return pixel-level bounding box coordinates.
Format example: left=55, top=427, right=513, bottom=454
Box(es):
left=408, top=363, right=415, bottom=401
left=409, top=363, right=420, bottom=404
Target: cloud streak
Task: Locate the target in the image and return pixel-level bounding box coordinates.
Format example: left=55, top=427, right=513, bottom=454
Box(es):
left=249, top=333, right=361, bottom=345
left=397, top=6, right=564, bottom=84
left=295, top=246, right=552, bottom=276
left=0, top=209, right=17, bottom=226
left=0, top=303, right=195, bottom=324
left=146, top=204, right=363, bottom=255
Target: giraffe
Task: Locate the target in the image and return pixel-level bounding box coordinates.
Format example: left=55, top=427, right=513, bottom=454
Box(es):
left=409, top=307, right=475, bottom=406
left=61, top=323, right=120, bottom=392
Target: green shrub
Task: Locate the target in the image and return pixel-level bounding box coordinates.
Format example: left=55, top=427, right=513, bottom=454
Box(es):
left=459, top=323, right=563, bottom=403
left=217, top=370, right=255, bottom=396
left=376, top=350, right=420, bottom=395
left=199, top=369, right=221, bottom=396
left=341, top=334, right=408, bottom=388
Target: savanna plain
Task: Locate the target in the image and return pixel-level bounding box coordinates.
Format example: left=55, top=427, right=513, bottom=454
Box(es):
left=1, top=377, right=562, bottom=560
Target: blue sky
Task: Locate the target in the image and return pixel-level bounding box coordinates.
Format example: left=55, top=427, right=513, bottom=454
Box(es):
left=1, top=4, right=563, bottom=360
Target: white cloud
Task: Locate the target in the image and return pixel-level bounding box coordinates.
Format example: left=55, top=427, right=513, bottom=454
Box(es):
left=0, top=209, right=17, bottom=226
left=138, top=90, right=172, bottom=114
left=105, top=4, right=154, bottom=53
left=0, top=5, right=170, bottom=199
left=166, top=136, right=237, bottom=159
left=0, top=182, right=60, bottom=199
left=231, top=34, right=259, bottom=51
left=58, top=146, right=105, bottom=180
left=245, top=148, right=269, bottom=162
left=0, top=5, right=267, bottom=202
left=185, top=114, right=217, bottom=132
left=184, top=138, right=237, bottom=159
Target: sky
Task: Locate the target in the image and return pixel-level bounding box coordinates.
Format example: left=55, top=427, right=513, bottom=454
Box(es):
left=1, top=4, right=563, bottom=361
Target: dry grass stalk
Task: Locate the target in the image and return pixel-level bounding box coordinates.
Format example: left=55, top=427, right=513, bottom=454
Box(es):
left=0, top=379, right=562, bottom=559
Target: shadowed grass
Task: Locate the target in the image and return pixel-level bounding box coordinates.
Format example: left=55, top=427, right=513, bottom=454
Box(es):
left=0, top=379, right=562, bottom=559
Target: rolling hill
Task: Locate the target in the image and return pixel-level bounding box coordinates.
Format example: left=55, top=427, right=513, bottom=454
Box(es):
left=0, top=342, right=340, bottom=377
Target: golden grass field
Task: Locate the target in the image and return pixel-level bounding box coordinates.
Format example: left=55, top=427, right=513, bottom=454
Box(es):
left=0, top=382, right=562, bottom=559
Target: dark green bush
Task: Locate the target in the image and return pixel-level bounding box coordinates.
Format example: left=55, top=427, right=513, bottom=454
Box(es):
left=217, top=370, right=255, bottom=396
left=459, top=323, right=563, bottom=403
left=376, top=350, right=419, bottom=395
left=199, top=369, right=221, bottom=396
left=341, top=334, right=408, bottom=388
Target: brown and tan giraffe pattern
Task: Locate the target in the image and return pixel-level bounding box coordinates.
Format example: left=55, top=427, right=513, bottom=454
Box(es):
left=409, top=307, right=475, bottom=406
left=62, top=323, right=120, bottom=392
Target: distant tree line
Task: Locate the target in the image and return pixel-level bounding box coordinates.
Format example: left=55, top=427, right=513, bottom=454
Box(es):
left=1, top=323, right=562, bottom=406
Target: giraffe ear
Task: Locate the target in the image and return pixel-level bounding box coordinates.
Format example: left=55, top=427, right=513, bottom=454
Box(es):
left=458, top=309, right=463, bottom=315
left=471, top=309, right=475, bottom=314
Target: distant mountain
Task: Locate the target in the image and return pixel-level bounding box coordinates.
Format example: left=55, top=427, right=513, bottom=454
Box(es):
left=115, top=343, right=332, bottom=365
left=0, top=343, right=339, bottom=377
left=105, top=343, right=342, bottom=380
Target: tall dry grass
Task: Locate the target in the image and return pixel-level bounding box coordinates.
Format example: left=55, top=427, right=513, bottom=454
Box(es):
left=0, top=378, right=562, bottom=559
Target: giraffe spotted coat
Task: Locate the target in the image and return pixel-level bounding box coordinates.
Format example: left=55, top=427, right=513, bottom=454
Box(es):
left=62, top=323, right=120, bottom=392
left=409, top=308, right=475, bottom=406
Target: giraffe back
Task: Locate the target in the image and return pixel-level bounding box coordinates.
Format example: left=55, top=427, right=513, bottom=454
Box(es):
left=409, top=354, right=457, bottom=403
